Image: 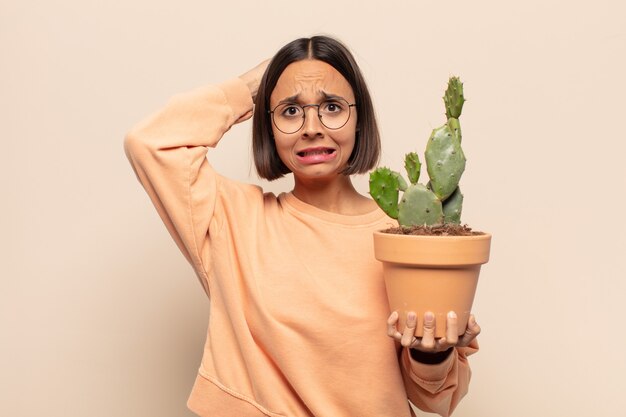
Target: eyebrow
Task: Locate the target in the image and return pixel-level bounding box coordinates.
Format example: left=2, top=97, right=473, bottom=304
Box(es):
left=277, top=91, right=347, bottom=105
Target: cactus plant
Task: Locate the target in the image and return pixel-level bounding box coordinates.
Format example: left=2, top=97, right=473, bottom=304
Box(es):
left=369, top=76, right=468, bottom=227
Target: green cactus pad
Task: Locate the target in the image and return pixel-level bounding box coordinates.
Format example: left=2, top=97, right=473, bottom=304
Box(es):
left=444, top=77, right=465, bottom=120
left=398, top=184, right=444, bottom=226
left=447, top=117, right=462, bottom=143
left=425, top=124, right=466, bottom=201
left=369, top=167, right=402, bottom=219
left=442, top=186, right=464, bottom=224
left=392, top=172, right=408, bottom=191
left=370, top=76, right=470, bottom=227
left=404, top=152, right=421, bottom=185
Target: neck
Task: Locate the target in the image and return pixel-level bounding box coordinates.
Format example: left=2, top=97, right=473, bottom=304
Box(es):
left=291, top=175, right=375, bottom=215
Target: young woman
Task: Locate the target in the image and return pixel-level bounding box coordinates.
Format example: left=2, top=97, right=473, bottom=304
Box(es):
left=124, top=36, right=480, bottom=417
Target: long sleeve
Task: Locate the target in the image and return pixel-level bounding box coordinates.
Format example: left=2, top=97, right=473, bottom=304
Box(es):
left=401, top=340, right=479, bottom=417
left=123, top=78, right=254, bottom=296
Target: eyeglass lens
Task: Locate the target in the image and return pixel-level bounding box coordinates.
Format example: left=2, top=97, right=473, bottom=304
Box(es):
left=271, top=98, right=353, bottom=134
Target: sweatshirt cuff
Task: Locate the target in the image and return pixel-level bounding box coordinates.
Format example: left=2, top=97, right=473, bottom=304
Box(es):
left=218, top=78, right=254, bottom=123
left=403, top=347, right=455, bottom=382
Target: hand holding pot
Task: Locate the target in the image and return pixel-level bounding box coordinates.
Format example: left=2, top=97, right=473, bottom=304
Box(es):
left=387, top=310, right=480, bottom=354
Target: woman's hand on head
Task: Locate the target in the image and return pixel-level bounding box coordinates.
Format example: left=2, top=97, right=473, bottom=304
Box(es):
left=239, top=59, right=271, bottom=101
left=387, top=310, right=480, bottom=354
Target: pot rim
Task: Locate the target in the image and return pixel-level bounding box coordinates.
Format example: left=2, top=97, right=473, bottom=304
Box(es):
left=373, top=230, right=492, bottom=266
left=373, top=230, right=491, bottom=240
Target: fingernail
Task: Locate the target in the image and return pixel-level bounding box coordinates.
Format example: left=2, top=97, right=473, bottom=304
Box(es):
left=407, top=312, right=416, bottom=321
left=424, top=312, right=434, bottom=322
left=448, top=311, right=457, bottom=319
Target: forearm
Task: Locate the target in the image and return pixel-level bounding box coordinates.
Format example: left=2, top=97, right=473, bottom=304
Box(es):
left=401, top=340, right=478, bottom=417
left=410, top=347, right=454, bottom=365
left=124, top=79, right=253, bottom=153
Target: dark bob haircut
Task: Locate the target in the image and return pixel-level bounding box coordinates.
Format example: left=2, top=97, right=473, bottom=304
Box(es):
left=252, top=36, right=381, bottom=180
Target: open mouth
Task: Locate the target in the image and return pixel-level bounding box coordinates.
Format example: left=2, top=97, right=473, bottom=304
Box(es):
left=297, top=148, right=336, bottom=157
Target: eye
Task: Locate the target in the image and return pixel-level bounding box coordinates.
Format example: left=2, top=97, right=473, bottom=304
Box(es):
left=280, top=105, right=302, bottom=117
left=321, top=100, right=345, bottom=114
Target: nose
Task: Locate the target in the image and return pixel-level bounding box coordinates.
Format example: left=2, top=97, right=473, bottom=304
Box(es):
left=301, top=105, right=324, bottom=138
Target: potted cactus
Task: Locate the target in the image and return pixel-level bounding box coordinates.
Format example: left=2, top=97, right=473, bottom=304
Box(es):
left=369, top=77, right=491, bottom=338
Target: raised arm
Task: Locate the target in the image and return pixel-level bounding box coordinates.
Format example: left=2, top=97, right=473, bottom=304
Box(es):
left=123, top=62, right=268, bottom=295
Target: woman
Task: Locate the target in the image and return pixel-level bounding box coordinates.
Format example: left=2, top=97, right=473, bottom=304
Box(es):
left=124, top=36, right=480, bottom=417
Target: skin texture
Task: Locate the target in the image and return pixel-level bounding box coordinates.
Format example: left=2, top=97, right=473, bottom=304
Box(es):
left=240, top=59, right=480, bottom=355
left=268, top=59, right=375, bottom=215
left=270, top=60, right=357, bottom=183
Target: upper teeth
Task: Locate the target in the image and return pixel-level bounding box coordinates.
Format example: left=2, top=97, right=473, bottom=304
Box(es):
left=301, top=149, right=332, bottom=155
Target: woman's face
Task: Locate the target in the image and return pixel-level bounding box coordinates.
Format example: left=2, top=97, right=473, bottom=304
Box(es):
left=269, top=59, right=357, bottom=182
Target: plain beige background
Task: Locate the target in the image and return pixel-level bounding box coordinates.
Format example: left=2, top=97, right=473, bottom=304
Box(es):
left=2, top=0, right=625, bottom=416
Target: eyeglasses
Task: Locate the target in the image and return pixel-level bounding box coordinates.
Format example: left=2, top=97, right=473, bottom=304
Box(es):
left=269, top=98, right=356, bottom=134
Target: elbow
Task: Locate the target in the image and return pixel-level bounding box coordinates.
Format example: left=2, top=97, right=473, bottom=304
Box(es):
left=123, top=126, right=141, bottom=147
left=123, top=131, right=137, bottom=160
left=123, top=127, right=149, bottom=160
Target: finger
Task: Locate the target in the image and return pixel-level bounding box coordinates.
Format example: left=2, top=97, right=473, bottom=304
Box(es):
left=419, top=312, right=436, bottom=350
left=445, top=311, right=459, bottom=346
left=386, top=311, right=402, bottom=339
left=411, top=336, right=421, bottom=349
left=459, top=314, right=481, bottom=346
left=400, top=312, right=417, bottom=347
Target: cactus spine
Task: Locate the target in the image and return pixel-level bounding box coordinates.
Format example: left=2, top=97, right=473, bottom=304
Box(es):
left=369, top=76, right=467, bottom=226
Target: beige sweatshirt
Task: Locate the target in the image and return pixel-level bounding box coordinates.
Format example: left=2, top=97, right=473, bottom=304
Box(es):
left=123, top=77, right=478, bottom=417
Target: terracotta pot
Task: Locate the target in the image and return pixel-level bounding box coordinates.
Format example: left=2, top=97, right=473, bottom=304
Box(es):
left=373, top=231, right=492, bottom=338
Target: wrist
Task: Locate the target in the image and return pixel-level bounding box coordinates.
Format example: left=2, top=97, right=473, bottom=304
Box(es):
left=238, top=75, right=259, bottom=101
left=409, top=347, right=454, bottom=364
left=238, top=59, right=270, bottom=102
